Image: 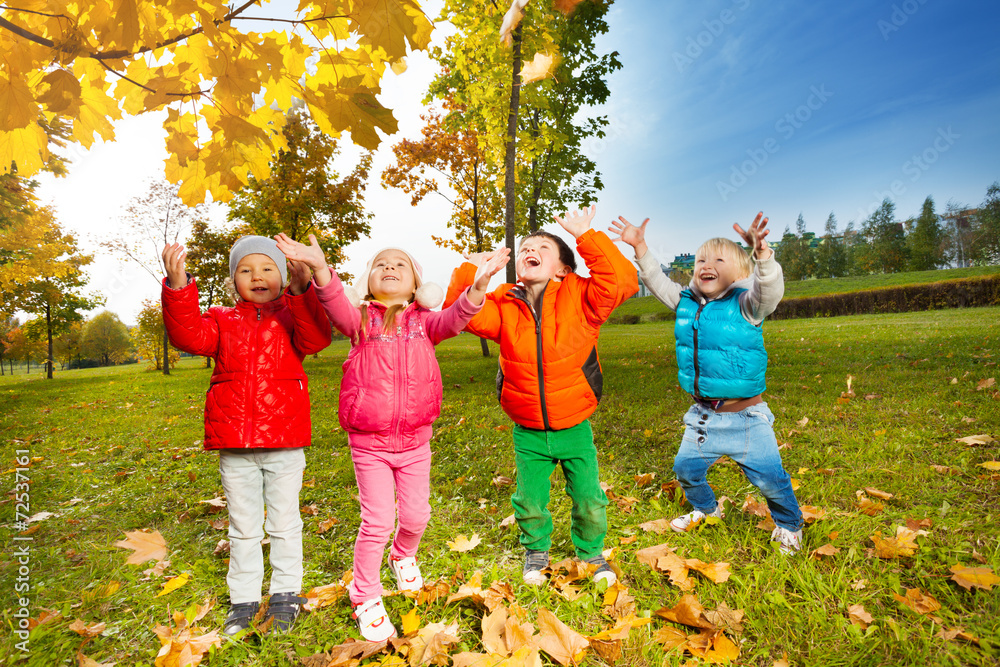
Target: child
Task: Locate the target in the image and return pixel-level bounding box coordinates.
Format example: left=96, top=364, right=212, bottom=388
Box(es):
left=445, top=206, right=638, bottom=586
left=609, top=213, right=804, bottom=554
left=275, top=233, right=509, bottom=641
left=160, top=235, right=332, bottom=635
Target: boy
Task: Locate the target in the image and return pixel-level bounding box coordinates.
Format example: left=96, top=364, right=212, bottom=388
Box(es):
left=446, top=206, right=638, bottom=584
left=609, top=213, right=804, bottom=554
left=161, top=235, right=332, bottom=634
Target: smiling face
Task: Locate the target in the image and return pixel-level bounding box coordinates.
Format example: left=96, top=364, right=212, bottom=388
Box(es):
left=233, top=253, right=283, bottom=303
left=367, top=249, right=416, bottom=305
left=516, top=236, right=570, bottom=287
left=693, top=240, right=752, bottom=299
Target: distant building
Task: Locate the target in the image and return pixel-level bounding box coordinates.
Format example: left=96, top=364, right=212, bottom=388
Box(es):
left=634, top=262, right=672, bottom=298
left=670, top=253, right=695, bottom=272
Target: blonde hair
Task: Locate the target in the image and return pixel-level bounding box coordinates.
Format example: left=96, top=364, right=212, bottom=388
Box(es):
left=696, top=238, right=753, bottom=280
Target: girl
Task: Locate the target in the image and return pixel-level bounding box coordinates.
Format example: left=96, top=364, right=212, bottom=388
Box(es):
left=161, top=235, right=332, bottom=636
left=275, top=234, right=508, bottom=641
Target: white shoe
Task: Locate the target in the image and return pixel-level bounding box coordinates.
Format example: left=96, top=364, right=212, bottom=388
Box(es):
left=352, top=597, right=397, bottom=642
left=389, top=555, right=423, bottom=591
left=770, top=526, right=803, bottom=555
left=670, top=506, right=724, bottom=532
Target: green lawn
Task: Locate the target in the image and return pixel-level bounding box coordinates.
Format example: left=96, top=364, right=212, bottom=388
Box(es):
left=2, top=308, right=999, bottom=666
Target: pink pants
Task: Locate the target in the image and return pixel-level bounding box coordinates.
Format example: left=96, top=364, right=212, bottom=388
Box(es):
left=348, top=443, right=432, bottom=604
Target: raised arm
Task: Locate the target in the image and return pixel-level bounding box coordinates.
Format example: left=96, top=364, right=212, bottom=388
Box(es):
left=284, top=282, right=333, bottom=355
left=275, top=233, right=361, bottom=338
left=609, top=216, right=683, bottom=311
left=426, top=248, right=508, bottom=344
left=733, top=213, right=784, bottom=323
left=444, top=261, right=504, bottom=342
left=160, top=243, right=220, bottom=356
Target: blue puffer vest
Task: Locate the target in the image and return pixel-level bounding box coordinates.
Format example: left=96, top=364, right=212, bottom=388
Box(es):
left=674, top=288, right=767, bottom=399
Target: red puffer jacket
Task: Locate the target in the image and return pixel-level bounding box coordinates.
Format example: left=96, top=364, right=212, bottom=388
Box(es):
left=161, top=278, right=332, bottom=450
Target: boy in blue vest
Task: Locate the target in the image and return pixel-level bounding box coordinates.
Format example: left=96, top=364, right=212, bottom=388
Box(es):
left=610, top=212, right=804, bottom=554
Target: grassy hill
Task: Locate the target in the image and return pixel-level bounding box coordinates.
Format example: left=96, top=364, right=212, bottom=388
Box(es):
left=615, top=265, right=1000, bottom=319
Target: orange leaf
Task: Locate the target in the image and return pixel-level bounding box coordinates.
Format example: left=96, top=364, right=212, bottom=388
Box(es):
left=635, top=543, right=677, bottom=570
left=652, top=626, right=688, bottom=650
left=634, top=472, right=656, bottom=487
left=871, top=530, right=918, bottom=559
left=113, top=529, right=167, bottom=565
left=535, top=607, right=589, bottom=666
left=863, top=487, right=893, bottom=500
left=685, top=559, right=731, bottom=584
left=655, top=594, right=714, bottom=630
left=481, top=605, right=507, bottom=655
left=892, top=588, right=941, bottom=614
left=949, top=564, right=1000, bottom=591
left=706, top=630, right=740, bottom=663
left=975, top=377, right=995, bottom=390
left=800, top=505, right=827, bottom=523
left=809, top=544, right=840, bottom=560
left=848, top=604, right=872, bottom=629
left=68, top=619, right=106, bottom=637
left=553, top=0, right=587, bottom=14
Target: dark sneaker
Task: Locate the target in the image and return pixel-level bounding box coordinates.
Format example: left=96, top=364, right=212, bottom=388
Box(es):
left=265, top=592, right=306, bottom=633
left=522, top=549, right=549, bottom=586
left=584, top=555, right=617, bottom=586
left=223, top=601, right=259, bottom=636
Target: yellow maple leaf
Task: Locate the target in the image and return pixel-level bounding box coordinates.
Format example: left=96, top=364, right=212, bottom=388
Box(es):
left=892, top=588, right=941, bottom=615
left=114, top=529, right=168, bottom=565
left=0, top=74, right=37, bottom=131
left=978, top=461, right=1000, bottom=471
left=447, top=533, right=482, bottom=552
left=156, top=572, right=190, bottom=597
left=520, top=52, right=558, bottom=85
left=950, top=564, right=1000, bottom=591
left=401, top=607, right=421, bottom=635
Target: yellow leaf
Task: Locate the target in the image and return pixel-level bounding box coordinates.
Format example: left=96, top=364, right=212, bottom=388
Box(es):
left=706, top=631, right=740, bottom=663
left=950, top=564, right=1000, bottom=591
left=978, top=461, right=1000, bottom=471
left=864, top=487, right=893, bottom=500
left=809, top=543, right=840, bottom=559
left=401, top=607, right=421, bottom=635
left=0, top=124, right=49, bottom=175
left=114, top=529, right=168, bottom=565
left=956, top=434, right=995, bottom=446
left=685, top=559, right=731, bottom=584
left=447, top=534, right=482, bottom=552
left=535, top=608, right=589, bottom=666
left=0, top=74, right=36, bottom=131
left=156, top=572, right=190, bottom=597
left=520, top=52, right=557, bottom=85
left=351, top=0, right=434, bottom=62
left=892, top=588, right=941, bottom=614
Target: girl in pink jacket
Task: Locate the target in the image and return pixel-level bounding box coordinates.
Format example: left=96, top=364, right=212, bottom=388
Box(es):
left=275, top=234, right=508, bottom=641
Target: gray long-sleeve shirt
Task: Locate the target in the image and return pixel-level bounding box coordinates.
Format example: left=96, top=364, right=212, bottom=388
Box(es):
left=635, top=249, right=784, bottom=325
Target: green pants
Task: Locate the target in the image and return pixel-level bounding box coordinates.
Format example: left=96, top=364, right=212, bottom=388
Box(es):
left=510, top=420, right=608, bottom=560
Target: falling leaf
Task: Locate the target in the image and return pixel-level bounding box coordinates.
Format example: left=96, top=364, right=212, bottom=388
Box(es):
left=69, top=619, right=106, bottom=637
left=892, top=588, right=941, bottom=615
left=535, top=608, right=589, bottom=666
left=975, top=378, right=995, bottom=390
left=809, top=544, right=840, bottom=560
left=979, top=461, right=1000, bottom=471
left=447, top=534, right=482, bottom=553
left=114, top=529, right=167, bottom=565
left=499, top=0, right=528, bottom=45
left=956, top=434, right=995, bottom=446
left=863, top=487, right=893, bottom=500
left=520, top=52, right=558, bottom=85
left=156, top=572, right=190, bottom=597
left=401, top=607, right=421, bottom=636
left=949, top=564, right=1000, bottom=591
left=638, top=518, right=673, bottom=534
left=847, top=604, right=873, bottom=629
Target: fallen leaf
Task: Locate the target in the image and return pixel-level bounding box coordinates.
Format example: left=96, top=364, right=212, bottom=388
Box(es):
left=491, top=476, right=514, bottom=488
left=303, top=571, right=352, bottom=611
left=956, top=434, right=996, bottom=446
left=949, top=564, right=1000, bottom=591
left=114, top=529, right=167, bottom=565
left=415, top=579, right=451, bottom=606
left=634, top=472, right=656, bottom=487
left=68, top=619, right=106, bottom=637
left=705, top=630, right=740, bottom=663
left=685, top=559, right=731, bottom=584
left=198, top=496, right=227, bottom=513
left=740, top=495, right=770, bottom=518
left=975, top=378, right=995, bottom=390
left=871, top=529, right=918, bottom=558
left=156, top=572, right=190, bottom=597
left=638, top=518, right=673, bottom=534
left=652, top=625, right=689, bottom=650
left=318, top=517, right=339, bottom=533
left=655, top=594, right=714, bottom=630
left=619, top=535, right=637, bottom=545
left=848, top=604, right=873, bottom=629
left=408, top=621, right=462, bottom=666
left=401, top=607, right=421, bottom=636
left=809, top=544, right=840, bottom=560
left=213, top=540, right=230, bottom=556
left=863, top=487, right=893, bottom=500
left=856, top=496, right=885, bottom=516
left=800, top=506, right=827, bottom=523
left=978, top=461, right=1000, bottom=471
left=535, top=608, right=589, bottom=666
left=27, top=511, right=55, bottom=523
left=636, top=543, right=677, bottom=570
left=796, top=416, right=809, bottom=427
left=937, top=627, right=981, bottom=645
left=499, top=514, right=517, bottom=529
left=702, top=603, right=744, bottom=634
left=301, top=503, right=319, bottom=516
left=447, top=534, right=482, bottom=553
left=930, top=464, right=960, bottom=475
left=892, top=588, right=941, bottom=615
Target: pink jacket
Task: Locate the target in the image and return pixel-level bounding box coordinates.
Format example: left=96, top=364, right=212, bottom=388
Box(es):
left=314, top=272, right=482, bottom=452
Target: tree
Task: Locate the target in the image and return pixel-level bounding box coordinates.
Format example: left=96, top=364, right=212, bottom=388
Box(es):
left=82, top=311, right=132, bottom=367
left=428, top=0, right=615, bottom=281
left=906, top=196, right=947, bottom=271
left=54, top=320, right=84, bottom=370
left=973, top=182, right=1000, bottom=265
left=815, top=213, right=847, bottom=278
left=776, top=214, right=816, bottom=281
left=226, top=107, right=372, bottom=275
left=6, top=325, right=44, bottom=374
left=0, top=1, right=433, bottom=205
left=101, top=179, right=207, bottom=375
left=0, top=315, right=17, bottom=374
left=132, top=299, right=179, bottom=371
left=858, top=199, right=908, bottom=274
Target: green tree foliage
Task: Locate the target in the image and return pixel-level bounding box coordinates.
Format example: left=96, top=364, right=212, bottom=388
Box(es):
left=186, top=218, right=247, bottom=310
left=815, top=213, right=847, bottom=278
left=858, top=199, right=908, bottom=274
left=0, top=314, right=15, bottom=374
left=54, top=320, right=84, bottom=371
left=972, top=181, right=1000, bottom=265
left=777, top=215, right=816, bottom=281
left=227, top=107, right=372, bottom=277
left=82, top=311, right=132, bottom=367
left=907, top=196, right=947, bottom=271
left=132, top=298, right=178, bottom=371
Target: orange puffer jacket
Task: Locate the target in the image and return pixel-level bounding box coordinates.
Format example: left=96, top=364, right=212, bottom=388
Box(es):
left=162, top=278, right=332, bottom=450
left=446, top=229, right=637, bottom=430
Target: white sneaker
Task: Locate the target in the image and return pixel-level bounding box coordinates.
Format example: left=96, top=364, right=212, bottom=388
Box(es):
left=770, top=526, right=803, bottom=555
left=670, top=506, right=724, bottom=533
left=352, top=597, right=397, bottom=642
left=389, top=555, right=423, bottom=591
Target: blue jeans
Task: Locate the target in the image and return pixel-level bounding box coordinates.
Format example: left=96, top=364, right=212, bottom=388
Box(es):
left=672, top=402, right=802, bottom=532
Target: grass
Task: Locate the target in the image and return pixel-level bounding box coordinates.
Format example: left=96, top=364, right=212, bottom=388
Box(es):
left=1, top=307, right=999, bottom=666
left=615, top=265, right=1000, bottom=320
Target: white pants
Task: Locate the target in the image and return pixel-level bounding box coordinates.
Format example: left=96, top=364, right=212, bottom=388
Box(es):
left=219, top=448, right=306, bottom=604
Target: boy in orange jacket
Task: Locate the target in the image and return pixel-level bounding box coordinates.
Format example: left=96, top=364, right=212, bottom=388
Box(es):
left=446, top=206, right=637, bottom=585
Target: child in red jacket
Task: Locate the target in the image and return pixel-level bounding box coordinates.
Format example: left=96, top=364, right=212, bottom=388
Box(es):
left=161, top=235, right=331, bottom=636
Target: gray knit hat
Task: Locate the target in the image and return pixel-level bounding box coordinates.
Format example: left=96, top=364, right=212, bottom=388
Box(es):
left=229, top=235, right=287, bottom=284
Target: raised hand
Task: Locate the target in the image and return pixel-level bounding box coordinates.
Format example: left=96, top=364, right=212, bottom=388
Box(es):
left=608, top=216, right=650, bottom=258
left=286, top=259, right=312, bottom=295
left=275, top=233, right=327, bottom=270
left=161, top=243, right=188, bottom=288
left=553, top=204, right=597, bottom=239
left=461, top=250, right=494, bottom=267
left=733, top=212, right=771, bottom=259
left=468, top=247, right=512, bottom=305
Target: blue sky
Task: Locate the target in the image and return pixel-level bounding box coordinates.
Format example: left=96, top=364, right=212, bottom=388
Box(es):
left=591, top=0, right=1000, bottom=260
left=34, top=0, right=1000, bottom=322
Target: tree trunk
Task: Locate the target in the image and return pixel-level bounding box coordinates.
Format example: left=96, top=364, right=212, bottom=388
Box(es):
left=162, top=329, right=170, bottom=375
left=45, top=301, right=54, bottom=380
left=503, top=23, right=523, bottom=284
